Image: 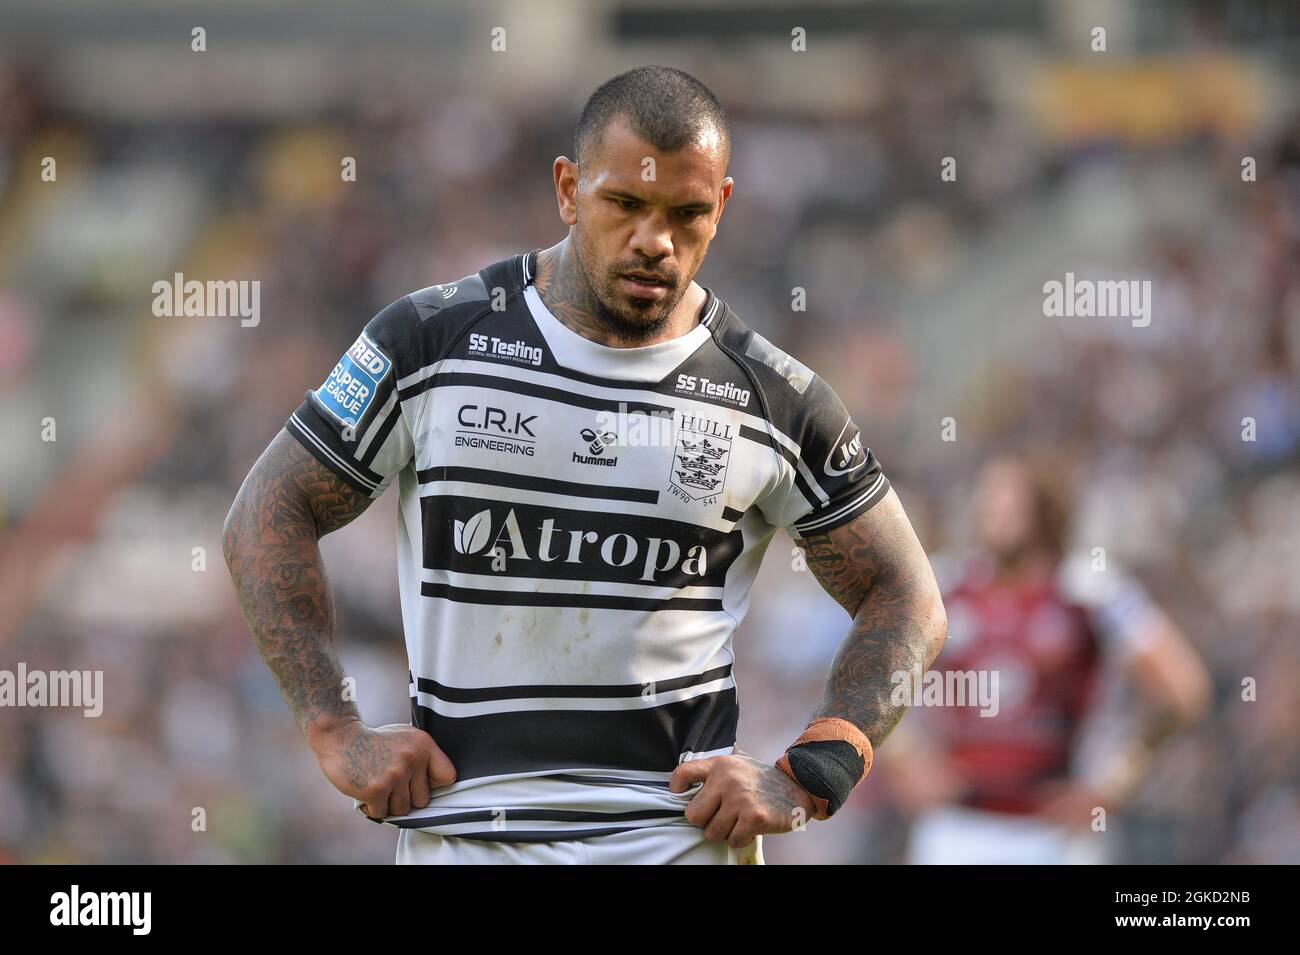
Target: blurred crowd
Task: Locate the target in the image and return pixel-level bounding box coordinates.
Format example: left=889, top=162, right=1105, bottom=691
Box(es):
left=0, top=26, right=1296, bottom=863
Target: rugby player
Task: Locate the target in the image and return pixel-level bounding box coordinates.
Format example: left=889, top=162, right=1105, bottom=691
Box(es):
left=223, top=66, right=948, bottom=864
left=889, top=451, right=1211, bottom=864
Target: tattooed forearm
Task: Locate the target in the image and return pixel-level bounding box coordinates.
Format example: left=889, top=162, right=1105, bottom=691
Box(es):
left=223, top=429, right=374, bottom=734
left=795, top=489, right=947, bottom=748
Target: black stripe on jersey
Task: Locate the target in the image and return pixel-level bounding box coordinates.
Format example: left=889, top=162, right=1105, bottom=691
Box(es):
left=285, top=409, right=383, bottom=493
left=721, top=505, right=744, bottom=523
left=699, top=290, right=720, bottom=327
left=739, top=422, right=822, bottom=504
left=359, top=401, right=402, bottom=469
left=399, top=371, right=673, bottom=418
left=738, top=422, right=824, bottom=509
left=420, top=582, right=723, bottom=612
left=791, top=468, right=827, bottom=511
left=739, top=424, right=795, bottom=466
left=738, top=423, right=829, bottom=511
left=384, top=823, right=669, bottom=841
left=502, top=360, right=692, bottom=394
left=415, top=664, right=732, bottom=702
left=381, top=808, right=682, bottom=828
left=548, top=773, right=672, bottom=788
left=792, top=472, right=891, bottom=534
left=411, top=686, right=738, bottom=780
left=417, top=465, right=660, bottom=504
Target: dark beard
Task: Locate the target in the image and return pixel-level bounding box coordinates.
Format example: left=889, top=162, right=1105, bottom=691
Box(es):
left=591, top=287, right=673, bottom=344
left=563, top=232, right=684, bottom=344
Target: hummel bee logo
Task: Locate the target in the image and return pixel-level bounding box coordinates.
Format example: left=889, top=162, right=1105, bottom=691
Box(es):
left=574, top=427, right=618, bottom=467
left=580, top=428, right=617, bottom=455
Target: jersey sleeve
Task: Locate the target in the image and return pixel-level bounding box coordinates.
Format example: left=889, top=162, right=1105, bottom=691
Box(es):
left=1057, top=554, right=1163, bottom=663
left=284, top=295, right=422, bottom=499
left=758, top=373, right=892, bottom=538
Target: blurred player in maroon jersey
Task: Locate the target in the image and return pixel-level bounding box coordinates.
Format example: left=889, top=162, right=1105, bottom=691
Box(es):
left=890, top=450, right=1211, bottom=864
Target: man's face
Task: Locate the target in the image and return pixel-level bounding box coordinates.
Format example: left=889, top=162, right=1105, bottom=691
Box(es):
left=975, top=458, right=1037, bottom=560
left=557, top=114, right=732, bottom=338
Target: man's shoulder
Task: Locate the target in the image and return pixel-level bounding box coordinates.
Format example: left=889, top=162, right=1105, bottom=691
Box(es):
left=708, top=297, right=846, bottom=441
left=710, top=298, right=888, bottom=530
left=368, top=250, right=537, bottom=368
left=709, top=299, right=817, bottom=397
left=406, top=272, right=493, bottom=318
left=400, top=248, right=534, bottom=321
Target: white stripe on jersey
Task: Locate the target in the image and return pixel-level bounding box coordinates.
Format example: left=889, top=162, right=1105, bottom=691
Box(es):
left=289, top=412, right=380, bottom=492
left=413, top=675, right=736, bottom=718
left=794, top=472, right=887, bottom=532
left=397, top=356, right=806, bottom=459
left=368, top=763, right=726, bottom=838
left=355, top=390, right=398, bottom=459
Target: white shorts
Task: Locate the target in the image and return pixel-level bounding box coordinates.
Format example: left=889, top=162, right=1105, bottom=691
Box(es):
left=396, top=824, right=765, bottom=865
left=906, top=805, right=1108, bottom=865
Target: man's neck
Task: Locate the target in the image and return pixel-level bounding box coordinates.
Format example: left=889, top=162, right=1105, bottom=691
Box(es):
left=531, top=238, right=706, bottom=348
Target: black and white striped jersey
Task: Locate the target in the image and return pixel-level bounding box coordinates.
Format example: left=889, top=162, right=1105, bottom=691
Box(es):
left=285, top=249, right=891, bottom=841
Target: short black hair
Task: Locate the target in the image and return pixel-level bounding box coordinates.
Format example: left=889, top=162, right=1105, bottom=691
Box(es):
left=573, top=66, right=731, bottom=169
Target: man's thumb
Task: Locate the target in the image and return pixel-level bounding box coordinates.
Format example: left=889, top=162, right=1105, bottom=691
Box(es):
left=668, top=757, right=714, bottom=793
left=426, top=741, right=458, bottom=788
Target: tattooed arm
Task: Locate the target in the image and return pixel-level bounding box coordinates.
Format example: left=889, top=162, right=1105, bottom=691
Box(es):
left=670, top=487, right=946, bottom=847
left=222, top=430, right=455, bottom=818
left=795, top=487, right=948, bottom=746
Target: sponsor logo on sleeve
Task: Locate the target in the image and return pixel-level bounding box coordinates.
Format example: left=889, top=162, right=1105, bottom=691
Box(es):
left=824, top=418, right=867, bottom=477
left=313, top=333, right=392, bottom=428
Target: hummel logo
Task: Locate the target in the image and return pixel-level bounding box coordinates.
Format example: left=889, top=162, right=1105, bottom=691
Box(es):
left=579, top=428, right=617, bottom=455
left=574, top=427, right=618, bottom=467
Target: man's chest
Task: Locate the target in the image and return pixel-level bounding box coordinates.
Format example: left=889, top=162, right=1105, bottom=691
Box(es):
left=412, top=376, right=778, bottom=531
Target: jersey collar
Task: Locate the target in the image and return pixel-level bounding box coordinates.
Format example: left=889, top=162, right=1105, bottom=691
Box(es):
left=520, top=250, right=716, bottom=382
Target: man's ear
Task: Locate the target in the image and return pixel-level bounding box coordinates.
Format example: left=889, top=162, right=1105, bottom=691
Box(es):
left=710, top=176, right=734, bottom=239
left=554, top=156, right=579, bottom=226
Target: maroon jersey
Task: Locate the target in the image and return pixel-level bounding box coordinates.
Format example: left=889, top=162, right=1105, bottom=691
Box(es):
left=921, top=553, right=1155, bottom=815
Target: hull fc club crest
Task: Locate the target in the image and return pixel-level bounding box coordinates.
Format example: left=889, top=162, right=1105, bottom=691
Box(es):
left=669, top=413, right=732, bottom=504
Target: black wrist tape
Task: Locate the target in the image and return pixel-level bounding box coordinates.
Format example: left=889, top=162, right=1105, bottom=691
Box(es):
left=785, top=739, right=866, bottom=818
